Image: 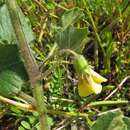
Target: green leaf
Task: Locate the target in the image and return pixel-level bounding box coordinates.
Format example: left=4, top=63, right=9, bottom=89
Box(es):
left=32, top=111, right=39, bottom=117
left=21, top=120, right=31, bottom=130
left=18, top=126, right=26, bottom=130
left=123, top=117, right=130, bottom=130
left=0, top=70, right=25, bottom=96
left=0, top=4, right=34, bottom=45
left=62, top=7, right=84, bottom=29
left=47, top=116, right=54, bottom=127
left=0, top=45, right=20, bottom=68
left=91, top=110, right=128, bottom=130
left=55, top=26, right=88, bottom=53
left=0, top=3, right=35, bottom=97
left=0, top=45, right=28, bottom=97
left=35, top=124, right=40, bottom=130
left=28, top=116, right=36, bottom=124
left=10, top=106, right=22, bottom=115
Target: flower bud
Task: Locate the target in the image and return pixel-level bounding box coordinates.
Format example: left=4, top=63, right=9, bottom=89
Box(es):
left=73, top=54, right=107, bottom=97
left=73, top=55, right=89, bottom=74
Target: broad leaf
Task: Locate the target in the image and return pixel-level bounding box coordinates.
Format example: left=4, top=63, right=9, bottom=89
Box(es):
left=0, top=45, right=28, bottom=97
left=0, top=4, right=34, bottom=45
left=123, top=117, right=130, bottom=130
left=0, top=3, right=34, bottom=97
left=0, top=4, right=16, bottom=44
left=91, top=110, right=130, bottom=130
left=62, top=7, right=84, bottom=29
left=55, top=26, right=88, bottom=53
left=0, top=70, right=24, bottom=97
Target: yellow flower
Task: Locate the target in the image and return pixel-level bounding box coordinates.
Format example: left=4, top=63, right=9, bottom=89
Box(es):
left=74, top=55, right=107, bottom=97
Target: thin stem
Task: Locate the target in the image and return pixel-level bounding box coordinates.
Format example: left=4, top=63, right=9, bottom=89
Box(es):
left=121, top=0, right=130, bottom=15
left=1, top=96, right=128, bottom=113
left=0, top=95, right=89, bottom=123
left=42, top=43, right=57, bottom=64
left=33, top=0, right=58, bottom=19
left=83, top=0, right=104, bottom=53
left=1, top=96, right=128, bottom=128
left=87, top=100, right=128, bottom=107
left=0, top=96, right=34, bottom=111
left=17, top=91, right=36, bottom=105
left=6, top=0, right=48, bottom=130
left=83, top=0, right=105, bottom=67
left=105, top=75, right=130, bottom=100
left=60, top=49, right=78, bottom=57
left=52, top=1, right=68, bottom=11
left=40, top=48, right=77, bottom=71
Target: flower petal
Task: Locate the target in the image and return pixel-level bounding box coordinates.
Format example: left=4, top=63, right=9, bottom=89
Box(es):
left=78, top=77, right=93, bottom=97
left=87, top=76, right=102, bottom=94
left=89, top=69, right=107, bottom=83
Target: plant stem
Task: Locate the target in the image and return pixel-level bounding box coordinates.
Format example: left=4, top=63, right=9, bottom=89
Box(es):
left=48, top=109, right=88, bottom=118
left=83, top=0, right=105, bottom=67
left=0, top=96, right=33, bottom=111
left=1, top=96, right=129, bottom=113
left=17, top=91, right=36, bottom=105
left=6, top=0, right=48, bottom=130
left=61, top=49, right=78, bottom=57
left=1, top=95, right=129, bottom=127
left=48, top=109, right=92, bottom=126
left=83, top=0, right=103, bottom=51
left=42, top=43, right=57, bottom=64
left=87, top=100, right=129, bottom=107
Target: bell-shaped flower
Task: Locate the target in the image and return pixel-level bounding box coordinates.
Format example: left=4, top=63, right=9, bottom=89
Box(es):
left=74, top=55, right=107, bottom=97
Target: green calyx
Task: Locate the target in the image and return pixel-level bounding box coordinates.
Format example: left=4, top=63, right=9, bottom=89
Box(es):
left=73, top=55, right=89, bottom=74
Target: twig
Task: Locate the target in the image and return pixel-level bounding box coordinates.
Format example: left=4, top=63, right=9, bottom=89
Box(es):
left=104, top=75, right=130, bottom=100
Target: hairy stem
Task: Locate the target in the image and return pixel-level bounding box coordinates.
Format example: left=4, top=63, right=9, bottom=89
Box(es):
left=6, top=0, right=48, bottom=129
